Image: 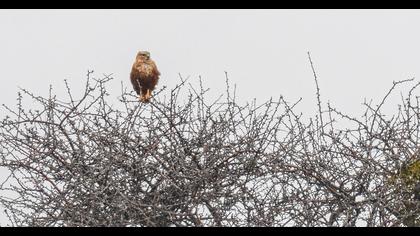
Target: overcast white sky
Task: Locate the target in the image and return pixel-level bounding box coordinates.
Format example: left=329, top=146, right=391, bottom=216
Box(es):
left=1, top=9, right=420, bottom=225
left=1, top=9, right=420, bottom=117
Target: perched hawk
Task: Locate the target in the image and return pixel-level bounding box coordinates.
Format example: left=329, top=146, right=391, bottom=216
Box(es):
left=130, top=51, right=160, bottom=103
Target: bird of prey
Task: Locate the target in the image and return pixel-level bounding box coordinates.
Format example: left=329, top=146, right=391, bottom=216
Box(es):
left=130, top=51, right=160, bottom=103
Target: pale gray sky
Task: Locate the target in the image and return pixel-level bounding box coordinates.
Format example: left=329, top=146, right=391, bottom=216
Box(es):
left=1, top=9, right=420, bottom=225
left=1, top=9, right=419, bottom=117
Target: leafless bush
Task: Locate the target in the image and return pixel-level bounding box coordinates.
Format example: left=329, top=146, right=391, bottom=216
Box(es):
left=0, top=58, right=419, bottom=226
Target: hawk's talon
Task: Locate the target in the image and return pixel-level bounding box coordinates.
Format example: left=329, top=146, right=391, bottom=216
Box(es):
left=139, top=95, right=147, bottom=102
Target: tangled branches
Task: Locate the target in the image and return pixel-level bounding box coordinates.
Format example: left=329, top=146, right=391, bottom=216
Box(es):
left=0, top=68, right=419, bottom=227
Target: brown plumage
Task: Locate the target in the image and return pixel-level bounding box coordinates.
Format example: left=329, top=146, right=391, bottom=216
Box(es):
left=130, top=51, right=160, bottom=103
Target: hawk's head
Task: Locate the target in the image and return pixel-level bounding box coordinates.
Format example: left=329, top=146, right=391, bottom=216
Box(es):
left=136, top=51, right=151, bottom=61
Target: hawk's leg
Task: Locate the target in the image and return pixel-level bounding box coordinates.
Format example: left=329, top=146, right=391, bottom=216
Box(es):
left=139, top=87, right=149, bottom=102
left=142, top=89, right=150, bottom=103
left=139, top=95, right=147, bottom=102
left=146, top=89, right=152, bottom=100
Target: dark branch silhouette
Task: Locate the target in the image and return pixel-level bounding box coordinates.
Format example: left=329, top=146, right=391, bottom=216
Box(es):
left=0, top=61, right=419, bottom=226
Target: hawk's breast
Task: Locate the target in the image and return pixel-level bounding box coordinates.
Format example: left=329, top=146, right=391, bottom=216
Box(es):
left=137, top=63, right=155, bottom=78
